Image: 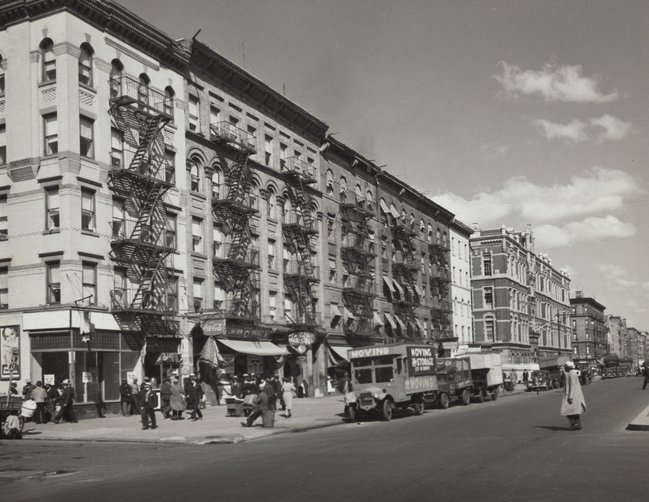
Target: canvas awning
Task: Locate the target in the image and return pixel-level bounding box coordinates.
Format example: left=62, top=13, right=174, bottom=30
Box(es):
left=329, top=345, right=352, bottom=362
left=392, top=279, right=405, bottom=298
left=373, top=311, right=384, bottom=326
left=413, top=284, right=424, bottom=297
left=383, top=275, right=397, bottom=295
left=216, top=339, right=288, bottom=356
left=379, top=199, right=390, bottom=214
left=389, top=204, right=400, bottom=219
left=343, top=306, right=356, bottom=320
left=394, top=315, right=407, bottom=332
left=330, top=304, right=342, bottom=319
left=384, top=313, right=397, bottom=329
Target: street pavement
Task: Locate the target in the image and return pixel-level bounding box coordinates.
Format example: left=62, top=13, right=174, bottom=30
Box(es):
left=14, top=381, right=649, bottom=444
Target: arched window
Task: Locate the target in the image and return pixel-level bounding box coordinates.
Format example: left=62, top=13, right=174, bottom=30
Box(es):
left=248, top=182, right=260, bottom=210
left=325, top=169, right=334, bottom=196
left=366, top=190, right=374, bottom=211
left=211, top=169, right=221, bottom=200
left=266, top=188, right=277, bottom=220
left=339, top=176, right=347, bottom=201
left=164, top=86, right=175, bottom=119
left=187, top=159, right=200, bottom=192
left=138, top=73, right=150, bottom=106
left=109, top=59, right=123, bottom=98
left=78, top=43, right=93, bottom=86
left=282, top=197, right=292, bottom=224
left=40, top=39, right=56, bottom=82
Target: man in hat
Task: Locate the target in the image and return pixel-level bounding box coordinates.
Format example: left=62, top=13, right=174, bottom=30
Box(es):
left=230, top=375, right=242, bottom=399
left=31, top=381, right=48, bottom=424
left=561, top=361, right=586, bottom=430
left=140, top=379, right=157, bottom=430
left=119, top=379, right=132, bottom=416
left=242, top=374, right=255, bottom=396
left=22, top=379, right=35, bottom=400
left=186, top=374, right=204, bottom=421
left=130, top=378, right=141, bottom=414
left=54, top=379, right=78, bottom=424
left=160, top=377, right=172, bottom=419
left=241, top=384, right=269, bottom=427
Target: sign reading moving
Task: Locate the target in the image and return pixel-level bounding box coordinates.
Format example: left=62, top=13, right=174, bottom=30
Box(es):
left=407, top=345, right=436, bottom=376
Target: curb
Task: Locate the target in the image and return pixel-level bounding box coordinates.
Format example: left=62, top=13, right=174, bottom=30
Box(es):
left=626, top=403, right=649, bottom=431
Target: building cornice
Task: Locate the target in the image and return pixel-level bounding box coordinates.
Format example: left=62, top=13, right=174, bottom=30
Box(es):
left=0, top=0, right=190, bottom=73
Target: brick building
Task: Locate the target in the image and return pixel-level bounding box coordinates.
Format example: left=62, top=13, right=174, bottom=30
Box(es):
left=570, top=292, right=607, bottom=370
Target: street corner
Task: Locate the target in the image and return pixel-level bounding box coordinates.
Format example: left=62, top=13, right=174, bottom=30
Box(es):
left=626, top=404, right=649, bottom=431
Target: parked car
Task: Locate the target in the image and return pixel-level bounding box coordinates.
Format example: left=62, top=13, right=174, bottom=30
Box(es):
left=526, top=370, right=551, bottom=392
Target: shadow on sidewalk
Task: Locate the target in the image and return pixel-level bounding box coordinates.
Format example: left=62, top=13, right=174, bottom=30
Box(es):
left=533, top=425, right=572, bottom=431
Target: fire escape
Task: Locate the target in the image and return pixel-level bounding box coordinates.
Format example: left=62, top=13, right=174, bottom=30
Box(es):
left=209, top=122, right=260, bottom=323
left=428, top=233, right=452, bottom=339
left=281, top=157, right=319, bottom=332
left=391, top=216, right=420, bottom=339
left=108, top=76, right=177, bottom=348
left=340, top=191, right=376, bottom=345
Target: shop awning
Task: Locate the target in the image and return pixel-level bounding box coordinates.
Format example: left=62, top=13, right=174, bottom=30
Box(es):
left=343, top=306, right=356, bottom=320
left=216, top=339, right=289, bottom=356
left=413, top=284, right=424, bottom=297
left=415, top=318, right=426, bottom=333
left=384, top=313, right=397, bottom=329
left=373, top=311, right=384, bottom=326
left=331, top=304, right=342, bottom=319
left=330, top=345, right=351, bottom=362
left=394, top=315, right=407, bottom=332
left=383, top=275, right=397, bottom=295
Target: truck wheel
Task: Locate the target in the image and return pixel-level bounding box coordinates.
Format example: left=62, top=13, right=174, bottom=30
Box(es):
left=438, top=393, right=450, bottom=409
left=382, top=400, right=393, bottom=421
left=492, top=388, right=499, bottom=401
left=461, top=389, right=471, bottom=406
left=477, top=390, right=485, bottom=404
left=347, top=405, right=356, bottom=422
left=413, top=401, right=425, bottom=415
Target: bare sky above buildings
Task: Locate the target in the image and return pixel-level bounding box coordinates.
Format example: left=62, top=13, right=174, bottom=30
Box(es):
left=119, top=0, right=649, bottom=329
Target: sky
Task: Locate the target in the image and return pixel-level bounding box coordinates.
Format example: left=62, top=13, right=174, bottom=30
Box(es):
left=119, top=0, right=649, bottom=329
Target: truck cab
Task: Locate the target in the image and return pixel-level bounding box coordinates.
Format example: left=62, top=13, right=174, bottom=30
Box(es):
left=436, top=357, right=474, bottom=408
left=345, top=344, right=438, bottom=421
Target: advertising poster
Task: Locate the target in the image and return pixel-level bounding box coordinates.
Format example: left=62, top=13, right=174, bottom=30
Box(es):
left=0, top=325, right=20, bottom=380
left=406, top=345, right=436, bottom=376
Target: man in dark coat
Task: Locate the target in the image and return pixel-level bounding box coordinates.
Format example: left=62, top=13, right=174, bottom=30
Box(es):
left=31, top=381, right=48, bottom=424
left=642, top=363, right=649, bottom=390
left=230, top=376, right=242, bottom=399
left=54, top=379, right=78, bottom=424
left=22, top=379, right=35, bottom=400
left=241, top=387, right=269, bottom=427
left=186, top=375, right=204, bottom=421
left=159, top=378, right=172, bottom=418
left=264, top=378, right=277, bottom=411
left=140, top=380, right=157, bottom=430
left=271, top=375, right=283, bottom=411
left=119, top=379, right=132, bottom=416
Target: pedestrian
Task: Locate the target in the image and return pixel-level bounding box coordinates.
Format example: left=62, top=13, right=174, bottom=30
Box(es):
left=22, top=379, right=35, bottom=400
left=54, top=379, right=78, bottom=424
left=241, top=385, right=269, bottom=427
left=561, top=361, right=586, bottom=430
left=186, top=375, right=204, bottom=421
left=281, top=376, right=296, bottom=418
left=264, top=377, right=277, bottom=411
left=45, top=383, right=58, bottom=422
left=119, top=379, right=132, bottom=416
left=140, top=379, right=157, bottom=430
left=160, top=378, right=172, bottom=418
left=642, top=363, right=649, bottom=390
left=170, top=377, right=186, bottom=420
left=340, top=373, right=352, bottom=394
left=31, top=381, right=47, bottom=424
left=523, top=370, right=529, bottom=384
left=130, top=378, right=141, bottom=414
left=230, top=375, right=242, bottom=399
left=272, top=375, right=283, bottom=410
left=242, top=373, right=255, bottom=396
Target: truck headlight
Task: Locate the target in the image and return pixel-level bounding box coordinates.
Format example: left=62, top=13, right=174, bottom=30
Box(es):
left=373, top=392, right=379, bottom=398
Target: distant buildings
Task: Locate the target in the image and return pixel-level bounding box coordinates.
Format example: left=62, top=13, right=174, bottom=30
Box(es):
left=570, top=292, right=607, bottom=369
left=607, top=315, right=626, bottom=357
left=450, top=220, right=473, bottom=346
left=470, top=226, right=571, bottom=367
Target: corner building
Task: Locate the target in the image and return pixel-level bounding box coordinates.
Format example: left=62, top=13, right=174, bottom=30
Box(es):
left=570, top=292, right=606, bottom=371
left=470, top=227, right=571, bottom=371
left=0, top=0, right=188, bottom=414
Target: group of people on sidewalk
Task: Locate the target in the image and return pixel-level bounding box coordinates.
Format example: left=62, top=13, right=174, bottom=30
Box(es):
left=11, top=379, right=79, bottom=424
left=240, top=376, right=296, bottom=427
left=119, top=373, right=206, bottom=430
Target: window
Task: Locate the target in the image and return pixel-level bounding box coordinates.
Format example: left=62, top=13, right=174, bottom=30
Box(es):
left=193, top=279, right=203, bottom=312
left=79, top=116, right=94, bottom=158
left=269, top=291, right=277, bottom=321
left=484, top=287, right=494, bottom=308
left=484, top=317, right=495, bottom=342
left=325, top=170, right=334, bottom=196
left=329, top=257, right=337, bottom=283
left=46, top=261, right=61, bottom=304
left=45, top=187, right=59, bottom=230
left=192, top=218, right=203, bottom=253
left=112, top=199, right=125, bottom=238
left=264, top=135, right=274, bottom=166
left=164, top=87, right=174, bottom=118
left=41, top=39, right=56, bottom=82
left=78, top=43, right=93, bottom=86
left=81, top=189, right=95, bottom=232
left=213, top=283, right=225, bottom=310
left=0, top=124, right=5, bottom=165
left=43, top=113, right=58, bottom=155
left=188, top=161, right=200, bottom=192
left=137, top=74, right=149, bottom=107
left=266, top=190, right=277, bottom=219
left=82, top=262, right=97, bottom=303
left=0, top=194, right=6, bottom=240
left=212, top=225, right=223, bottom=258
left=165, top=213, right=177, bottom=249
left=188, top=96, right=200, bottom=132
left=209, top=106, right=220, bottom=126
left=109, top=59, right=123, bottom=98
left=327, top=218, right=335, bottom=242
left=247, top=125, right=257, bottom=153
left=279, top=142, right=288, bottom=169
left=211, top=170, right=221, bottom=199
left=167, top=277, right=178, bottom=311
left=483, top=255, right=492, bottom=276
left=268, top=239, right=275, bottom=269
left=110, top=128, right=124, bottom=169
left=0, top=266, right=7, bottom=309
left=164, top=150, right=175, bottom=184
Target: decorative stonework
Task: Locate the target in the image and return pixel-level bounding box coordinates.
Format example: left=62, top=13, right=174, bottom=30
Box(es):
left=40, top=86, right=56, bottom=107
left=79, top=87, right=95, bottom=109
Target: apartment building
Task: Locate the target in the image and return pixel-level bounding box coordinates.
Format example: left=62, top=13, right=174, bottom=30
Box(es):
left=470, top=226, right=571, bottom=368
left=450, top=220, right=473, bottom=346
left=570, top=292, right=607, bottom=370
left=0, top=1, right=188, bottom=412
left=607, top=315, right=626, bottom=357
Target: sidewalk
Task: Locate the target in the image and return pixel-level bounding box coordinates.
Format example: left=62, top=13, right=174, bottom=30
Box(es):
left=626, top=403, right=649, bottom=431
left=19, top=395, right=347, bottom=445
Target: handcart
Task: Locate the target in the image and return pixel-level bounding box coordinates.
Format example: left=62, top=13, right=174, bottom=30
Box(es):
left=0, top=396, right=25, bottom=439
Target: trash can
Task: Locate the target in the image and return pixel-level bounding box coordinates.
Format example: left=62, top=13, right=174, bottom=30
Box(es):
left=262, top=410, right=275, bottom=428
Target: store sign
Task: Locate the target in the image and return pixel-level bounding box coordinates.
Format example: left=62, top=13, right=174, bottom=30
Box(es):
left=201, top=318, right=226, bottom=336
left=228, top=326, right=272, bottom=340
left=407, top=346, right=436, bottom=376
left=82, top=371, right=93, bottom=383
left=44, top=374, right=55, bottom=385
left=288, top=332, right=316, bottom=347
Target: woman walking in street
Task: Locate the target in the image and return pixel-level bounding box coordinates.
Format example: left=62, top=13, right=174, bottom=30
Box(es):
left=561, top=360, right=586, bottom=430
left=281, top=377, right=296, bottom=418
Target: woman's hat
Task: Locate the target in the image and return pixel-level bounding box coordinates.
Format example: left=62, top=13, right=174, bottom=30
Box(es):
left=565, top=360, right=575, bottom=368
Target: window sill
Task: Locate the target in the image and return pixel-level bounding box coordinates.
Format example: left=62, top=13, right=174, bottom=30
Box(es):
left=42, top=228, right=61, bottom=235
left=191, top=252, right=207, bottom=259
left=81, top=230, right=99, bottom=237
left=79, top=83, right=97, bottom=94
left=39, top=80, right=57, bottom=88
